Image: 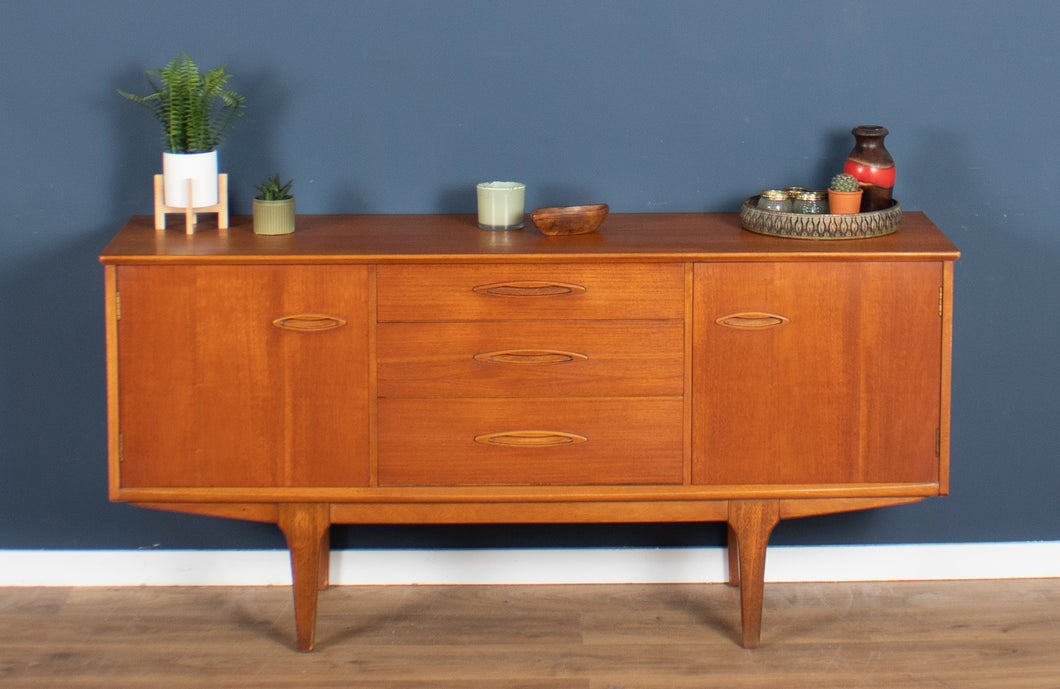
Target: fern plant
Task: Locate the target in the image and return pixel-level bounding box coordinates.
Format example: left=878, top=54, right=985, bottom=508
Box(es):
left=255, top=174, right=294, bottom=201
left=119, top=53, right=245, bottom=153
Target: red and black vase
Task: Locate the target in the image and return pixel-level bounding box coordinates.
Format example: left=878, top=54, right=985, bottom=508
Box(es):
left=842, top=125, right=895, bottom=212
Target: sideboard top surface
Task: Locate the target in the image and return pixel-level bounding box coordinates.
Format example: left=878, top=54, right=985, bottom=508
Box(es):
left=100, top=212, right=959, bottom=265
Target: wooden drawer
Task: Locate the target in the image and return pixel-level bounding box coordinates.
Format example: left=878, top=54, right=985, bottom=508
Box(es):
left=377, top=320, right=684, bottom=397
left=377, top=398, right=684, bottom=486
left=376, top=263, right=685, bottom=322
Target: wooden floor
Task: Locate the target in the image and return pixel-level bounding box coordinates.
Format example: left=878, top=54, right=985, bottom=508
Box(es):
left=1, top=579, right=1058, bottom=688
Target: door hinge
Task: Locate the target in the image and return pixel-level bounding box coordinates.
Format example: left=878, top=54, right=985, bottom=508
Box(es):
left=938, top=287, right=944, bottom=317
left=118, top=432, right=124, bottom=462
left=935, top=428, right=941, bottom=458
left=115, top=291, right=122, bottom=321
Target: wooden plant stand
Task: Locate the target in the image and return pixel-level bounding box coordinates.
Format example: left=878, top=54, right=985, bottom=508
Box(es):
left=153, top=174, right=229, bottom=234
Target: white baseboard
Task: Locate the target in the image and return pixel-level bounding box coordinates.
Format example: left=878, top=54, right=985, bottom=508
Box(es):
left=1, top=542, right=1057, bottom=587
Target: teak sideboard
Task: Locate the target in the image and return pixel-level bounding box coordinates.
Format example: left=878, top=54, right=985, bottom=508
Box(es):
left=100, top=212, right=959, bottom=651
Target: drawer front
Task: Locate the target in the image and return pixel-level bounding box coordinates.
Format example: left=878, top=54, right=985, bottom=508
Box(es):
left=377, top=398, right=684, bottom=486
left=376, top=263, right=685, bottom=322
left=377, top=320, right=684, bottom=397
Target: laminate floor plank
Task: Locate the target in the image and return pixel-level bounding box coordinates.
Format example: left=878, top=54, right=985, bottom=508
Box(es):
left=1, top=579, right=1057, bottom=688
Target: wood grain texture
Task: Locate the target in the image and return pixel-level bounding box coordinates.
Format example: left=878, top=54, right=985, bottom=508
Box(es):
left=377, top=319, right=684, bottom=397
left=376, top=263, right=685, bottom=321
left=100, top=212, right=959, bottom=652
left=99, top=213, right=960, bottom=264
left=277, top=503, right=331, bottom=652
left=115, top=265, right=371, bottom=489
left=727, top=499, right=781, bottom=648
left=377, top=397, right=684, bottom=486
left=2, top=580, right=1056, bottom=688
left=693, top=261, right=944, bottom=486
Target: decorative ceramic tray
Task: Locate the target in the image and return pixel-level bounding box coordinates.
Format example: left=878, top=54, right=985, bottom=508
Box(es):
left=740, top=196, right=901, bottom=240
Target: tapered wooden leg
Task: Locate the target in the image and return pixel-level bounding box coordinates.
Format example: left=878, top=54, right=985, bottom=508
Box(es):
left=727, top=500, right=780, bottom=649
left=317, top=524, right=331, bottom=591
left=277, top=503, right=330, bottom=652
left=726, top=523, right=740, bottom=586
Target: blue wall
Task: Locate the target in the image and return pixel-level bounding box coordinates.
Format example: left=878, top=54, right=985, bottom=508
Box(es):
left=2, top=0, right=1057, bottom=550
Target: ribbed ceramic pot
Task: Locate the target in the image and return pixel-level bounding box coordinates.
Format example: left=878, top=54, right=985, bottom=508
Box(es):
left=253, top=197, right=296, bottom=235
left=162, top=151, right=219, bottom=208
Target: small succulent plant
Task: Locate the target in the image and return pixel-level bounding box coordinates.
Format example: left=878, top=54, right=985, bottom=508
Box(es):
left=255, top=174, right=293, bottom=201
left=829, top=173, right=861, bottom=192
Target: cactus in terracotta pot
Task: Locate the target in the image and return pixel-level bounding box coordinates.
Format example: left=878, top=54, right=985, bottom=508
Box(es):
left=827, top=173, right=863, bottom=214
left=829, top=173, right=860, bottom=193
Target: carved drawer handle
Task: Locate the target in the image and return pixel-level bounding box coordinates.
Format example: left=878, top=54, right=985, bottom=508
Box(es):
left=473, top=349, right=589, bottom=365
left=715, top=312, right=790, bottom=330
left=472, top=281, right=587, bottom=297
left=272, top=314, right=348, bottom=332
left=474, top=430, right=588, bottom=447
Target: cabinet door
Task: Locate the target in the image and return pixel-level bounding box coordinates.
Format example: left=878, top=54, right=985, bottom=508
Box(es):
left=693, top=262, right=943, bottom=486
left=116, top=265, right=370, bottom=488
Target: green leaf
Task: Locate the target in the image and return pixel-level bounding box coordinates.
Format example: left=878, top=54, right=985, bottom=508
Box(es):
left=119, top=52, right=245, bottom=153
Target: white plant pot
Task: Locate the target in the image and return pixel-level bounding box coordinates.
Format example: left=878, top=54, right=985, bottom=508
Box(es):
left=162, top=151, right=219, bottom=208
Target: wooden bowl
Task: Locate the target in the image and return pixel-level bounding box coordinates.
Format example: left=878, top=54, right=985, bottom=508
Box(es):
left=530, top=204, right=609, bottom=236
